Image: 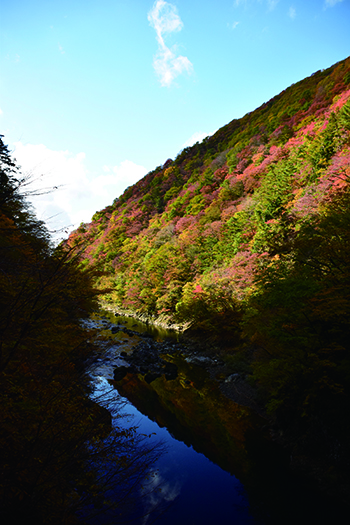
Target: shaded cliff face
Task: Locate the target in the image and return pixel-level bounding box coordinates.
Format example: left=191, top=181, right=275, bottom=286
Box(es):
left=67, top=56, right=350, bottom=327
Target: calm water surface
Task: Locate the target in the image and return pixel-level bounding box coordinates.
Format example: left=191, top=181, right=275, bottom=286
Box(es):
left=86, top=311, right=343, bottom=525
left=92, top=376, right=259, bottom=525
left=87, top=311, right=263, bottom=524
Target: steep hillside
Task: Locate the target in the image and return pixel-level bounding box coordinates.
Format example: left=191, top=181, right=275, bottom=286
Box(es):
left=67, top=56, right=350, bottom=490
left=68, top=56, right=350, bottom=328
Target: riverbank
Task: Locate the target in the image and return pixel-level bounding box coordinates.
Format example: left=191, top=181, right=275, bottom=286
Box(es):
left=99, top=302, right=263, bottom=413
left=96, top=306, right=350, bottom=510
left=99, top=301, right=193, bottom=332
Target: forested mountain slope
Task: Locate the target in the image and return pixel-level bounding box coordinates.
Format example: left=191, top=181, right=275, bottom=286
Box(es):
left=68, top=56, right=350, bottom=329
left=68, top=56, right=350, bottom=489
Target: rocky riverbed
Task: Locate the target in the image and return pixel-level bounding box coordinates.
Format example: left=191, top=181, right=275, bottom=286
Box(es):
left=93, top=312, right=265, bottom=417
left=87, top=310, right=350, bottom=512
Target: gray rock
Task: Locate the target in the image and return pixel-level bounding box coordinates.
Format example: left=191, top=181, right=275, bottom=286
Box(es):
left=225, top=373, right=240, bottom=383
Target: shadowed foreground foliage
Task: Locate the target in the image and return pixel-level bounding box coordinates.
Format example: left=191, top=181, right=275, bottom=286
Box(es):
left=0, top=137, right=163, bottom=524
left=244, top=192, right=350, bottom=479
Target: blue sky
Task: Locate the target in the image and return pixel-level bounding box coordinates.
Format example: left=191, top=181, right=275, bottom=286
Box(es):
left=1, top=0, right=349, bottom=239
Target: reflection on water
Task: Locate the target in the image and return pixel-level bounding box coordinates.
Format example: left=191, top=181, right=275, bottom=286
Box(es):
left=81, top=375, right=167, bottom=525
left=140, top=471, right=181, bottom=525
left=87, top=311, right=263, bottom=524
left=90, top=375, right=259, bottom=525
left=87, top=311, right=346, bottom=525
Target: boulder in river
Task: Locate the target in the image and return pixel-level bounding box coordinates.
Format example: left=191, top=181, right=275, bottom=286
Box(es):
left=113, top=365, right=133, bottom=381
left=114, top=339, right=178, bottom=383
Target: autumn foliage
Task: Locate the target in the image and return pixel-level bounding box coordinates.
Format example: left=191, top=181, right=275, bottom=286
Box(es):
left=0, top=137, right=162, bottom=523
left=68, top=56, right=350, bottom=475
left=69, top=57, right=350, bottom=325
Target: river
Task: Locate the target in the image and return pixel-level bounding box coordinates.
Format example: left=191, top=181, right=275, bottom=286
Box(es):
left=84, top=310, right=343, bottom=525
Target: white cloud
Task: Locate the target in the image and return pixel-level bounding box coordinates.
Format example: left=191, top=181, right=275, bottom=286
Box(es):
left=12, top=142, right=146, bottom=242
left=148, top=0, right=193, bottom=87
left=231, top=21, right=240, bottom=29
left=181, top=130, right=214, bottom=149
left=91, top=160, right=147, bottom=200
left=140, top=470, right=181, bottom=525
left=325, top=0, right=344, bottom=6
left=267, top=0, right=279, bottom=10
left=288, top=6, right=296, bottom=19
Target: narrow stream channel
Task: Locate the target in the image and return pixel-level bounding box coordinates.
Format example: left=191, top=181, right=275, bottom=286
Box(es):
left=85, top=310, right=343, bottom=525
left=91, top=376, right=258, bottom=525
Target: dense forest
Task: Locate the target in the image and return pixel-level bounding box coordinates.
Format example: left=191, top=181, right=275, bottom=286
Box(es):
left=0, top=137, right=162, bottom=523
left=2, top=54, right=350, bottom=521
left=67, top=56, right=350, bottom=491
